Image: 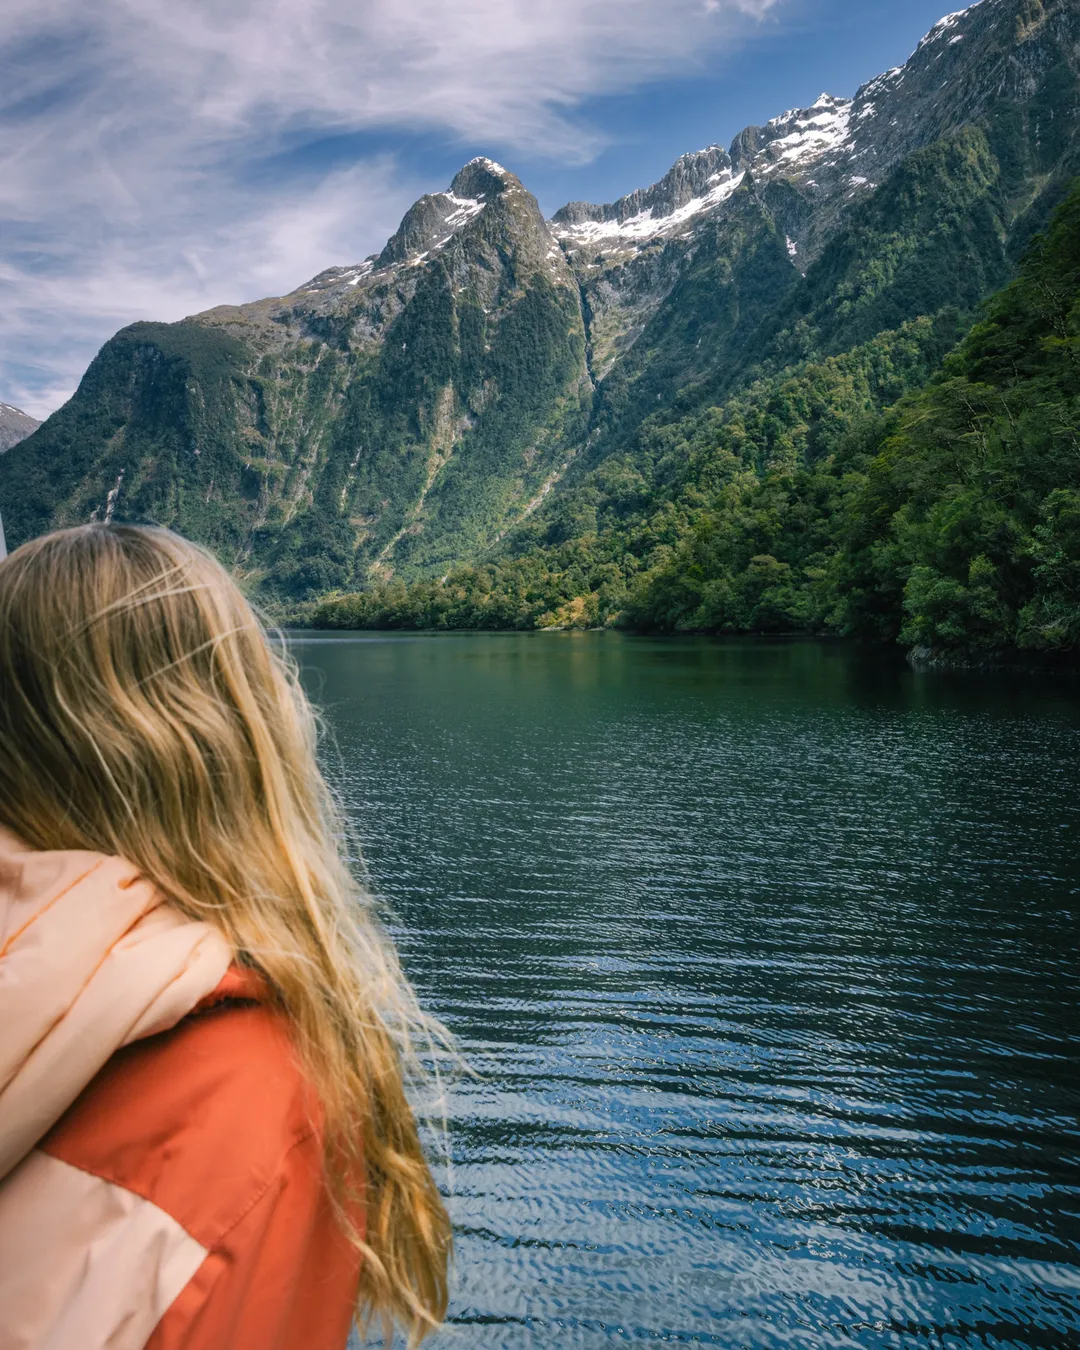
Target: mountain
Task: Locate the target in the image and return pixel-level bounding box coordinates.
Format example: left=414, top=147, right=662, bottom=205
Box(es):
left=553, top=0, right=1080, bottom=457
left=0, top=159, right=589, bottom=593
left=2, top=0, right=1078, bottom=628
left=313, top=173, right=1080, bottom=661
left=0, top=403, right=40, bottom=453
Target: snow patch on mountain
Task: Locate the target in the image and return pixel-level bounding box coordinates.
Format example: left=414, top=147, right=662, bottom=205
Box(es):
left=552, top=169, right=746, bottom=246
left=441, top=193, right=486, bottom=228
left=299, top=260, right=377, bottom=292
left=756, top=95, right=853, bottom=178
left=0, top=401, right=40, bottom=453
left=465, top=157, right=509, bottom=178
left=914, top=3, right=981, bottom=55
left=860, top=66, right=905, bottom=99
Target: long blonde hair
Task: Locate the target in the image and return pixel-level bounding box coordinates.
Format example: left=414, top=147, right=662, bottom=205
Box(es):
left=0, top=523, right=451, bottom=1344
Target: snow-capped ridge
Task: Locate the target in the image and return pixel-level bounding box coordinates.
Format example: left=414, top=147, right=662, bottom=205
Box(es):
left=914, top=3, right=982, bottom=55
left=552, top=168, right=746, bottom=246
left=549, top=0, right=1010, bottom=258
left=751, top=94, right=853, bottom=178
left=550, top=89, right=857, bottom=248
left=297, top=0, right=1013, bottom=293
left=766, top=92, right=847, bottom=131
left=550, top=144, right=737, bottom=243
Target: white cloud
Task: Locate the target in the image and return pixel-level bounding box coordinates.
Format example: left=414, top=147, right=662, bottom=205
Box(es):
left=0, top=159, right=421, bottom=419
left=0, top=0, right=784, bottom=419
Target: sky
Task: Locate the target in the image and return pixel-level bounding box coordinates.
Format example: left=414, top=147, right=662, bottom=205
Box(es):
left=1, top=0, right=974, bottom=420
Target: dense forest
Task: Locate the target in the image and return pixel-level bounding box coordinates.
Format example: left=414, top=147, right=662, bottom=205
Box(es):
left=312, top=181, right=1080, bottom=660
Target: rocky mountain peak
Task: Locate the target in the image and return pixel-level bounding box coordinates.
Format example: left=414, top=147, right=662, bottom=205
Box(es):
left=295, top=160, right=524, bottom=293
left=370, top=157, right=539, bottom=271
left=449, top=157, right=514, bottom=199
left=275, top=154, right=566, bottom=320
left=551, top=155, right=746, bottom=250
left=376, top=191, right=485, bottom=269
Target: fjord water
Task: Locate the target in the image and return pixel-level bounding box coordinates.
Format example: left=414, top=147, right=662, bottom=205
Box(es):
left=294, top=634, right=1080, bottom=1350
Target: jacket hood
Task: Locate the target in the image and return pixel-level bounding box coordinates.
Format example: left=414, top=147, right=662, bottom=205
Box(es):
left=0, top=829, right=232, bottom=1182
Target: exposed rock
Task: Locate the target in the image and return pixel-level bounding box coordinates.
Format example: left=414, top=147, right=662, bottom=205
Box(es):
left=0, top=403, right=40, bottom=453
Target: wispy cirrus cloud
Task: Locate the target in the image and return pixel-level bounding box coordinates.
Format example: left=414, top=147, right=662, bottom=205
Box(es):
left=0, top=0, right=785, bottom=419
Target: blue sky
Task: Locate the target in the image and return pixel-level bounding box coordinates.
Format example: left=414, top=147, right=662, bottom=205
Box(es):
left=0, top=0, right=974, bottom=419
left=307, top=0, right=973, bottom=217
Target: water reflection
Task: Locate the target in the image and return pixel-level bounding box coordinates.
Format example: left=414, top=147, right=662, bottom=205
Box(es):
left=294, top=633, right=1080, bottom=1349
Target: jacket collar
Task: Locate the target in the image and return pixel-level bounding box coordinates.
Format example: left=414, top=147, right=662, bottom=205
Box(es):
left=0, top=832, right=232, bottom=1181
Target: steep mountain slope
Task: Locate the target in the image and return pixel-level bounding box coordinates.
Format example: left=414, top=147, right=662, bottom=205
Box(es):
left=0, top=404, right=39, bottom=453
left=554, top=0, right=1080, bottom=452
left=1, top=0, right=1078, bottom=609
left=620, top=176, right=1080, bottom=657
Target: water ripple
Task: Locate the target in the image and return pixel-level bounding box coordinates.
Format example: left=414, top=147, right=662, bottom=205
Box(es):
left=296, top=635, right=1080, bottom=1349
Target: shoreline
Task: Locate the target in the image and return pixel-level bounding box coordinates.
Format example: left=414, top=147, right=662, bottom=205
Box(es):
left=278, top=623, right=1079, bottom=675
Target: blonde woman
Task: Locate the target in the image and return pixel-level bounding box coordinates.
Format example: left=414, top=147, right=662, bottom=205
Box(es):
left=0, top=524, right=451, bottom=1350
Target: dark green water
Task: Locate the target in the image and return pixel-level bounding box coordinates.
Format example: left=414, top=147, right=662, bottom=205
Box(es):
left=293, top=633, right=1080, bottom=1350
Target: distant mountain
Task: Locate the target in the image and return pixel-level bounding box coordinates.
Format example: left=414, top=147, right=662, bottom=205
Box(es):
left=2, top=0, right=1078, bottom=610
left=0, top=403, right=40, bottom=453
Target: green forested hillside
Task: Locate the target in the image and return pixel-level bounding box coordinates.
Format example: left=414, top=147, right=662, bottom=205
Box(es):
left=314, top=179, right=1080, bottom=659
left=838, top=182, right=1080, bottom=655
left=0, top=161, right=591, bottom=596
left=0, top=322, right=255, bottom=557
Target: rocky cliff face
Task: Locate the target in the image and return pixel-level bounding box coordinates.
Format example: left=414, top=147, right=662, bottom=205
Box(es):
left=0, top=404, right=39, bottom=453
left=2, top=0, right=1077, bottom=596
left=553, top=0, right=1080, bottom=389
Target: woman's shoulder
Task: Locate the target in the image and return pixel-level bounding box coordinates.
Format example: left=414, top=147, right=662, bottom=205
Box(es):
left=13, top=979, right=363, bottom=1350
left=42, top=979, right=324, bottom=1251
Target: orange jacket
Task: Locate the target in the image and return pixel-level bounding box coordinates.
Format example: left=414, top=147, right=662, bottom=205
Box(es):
left=0, top=833, right=363, bottom=1350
